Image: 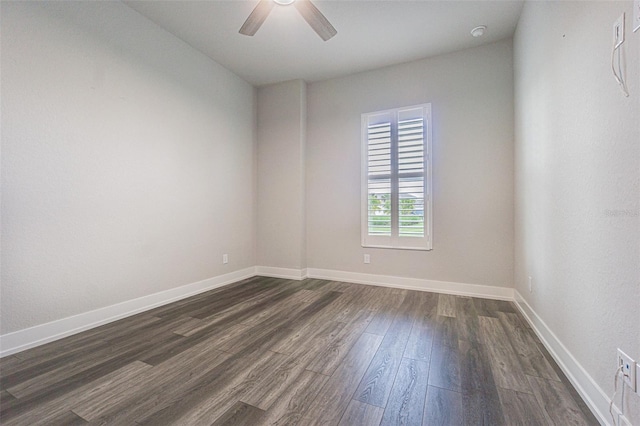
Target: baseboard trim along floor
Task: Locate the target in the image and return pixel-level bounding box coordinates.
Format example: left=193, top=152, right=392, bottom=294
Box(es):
left=0, top=268, right=612, bottom=425
left=513, top=290, right=615, bottom=425
left=0, top=277, right=597, bottom=425
left=0, top=267, right=255, bottom=357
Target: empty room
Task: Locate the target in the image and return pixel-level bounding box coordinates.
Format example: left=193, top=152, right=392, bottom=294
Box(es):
left=1, top=0, right=639, bottom=424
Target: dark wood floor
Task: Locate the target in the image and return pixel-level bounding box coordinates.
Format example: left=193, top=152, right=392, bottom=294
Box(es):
left=0, top=276, right=598, bottom=425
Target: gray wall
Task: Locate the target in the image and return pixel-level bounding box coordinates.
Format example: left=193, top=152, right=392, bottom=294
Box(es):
left=0, top=1, right=256, bottom=334
left=257, top=80, right=307, bottom=270
left=514, top=1, right=640, bottom=422
left=306, top=39, right=515, bottom=288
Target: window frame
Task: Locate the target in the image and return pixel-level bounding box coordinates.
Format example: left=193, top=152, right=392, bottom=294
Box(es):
left=360, top=103, right=433, bottom=251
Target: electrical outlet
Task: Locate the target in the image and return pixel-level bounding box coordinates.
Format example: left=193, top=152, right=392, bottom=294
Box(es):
left=528, top=276, right=532, bottom=293
left=222, top=254, right=228, bottom=264
left=634, top=0, right=640, bottom=32
left=613, top=13, right=625, bottom=48
left=364, top=254, right=370, bottom=264
left=617, top=348, right=637, bottom=392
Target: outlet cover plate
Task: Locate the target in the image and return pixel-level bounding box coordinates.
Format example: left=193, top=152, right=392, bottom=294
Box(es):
left=617, top=348, right=637, bottom=392
left=634, top=0, right=640, bottom=32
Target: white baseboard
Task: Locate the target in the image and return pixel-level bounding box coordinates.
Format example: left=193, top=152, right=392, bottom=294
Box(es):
left=0, top=265, right=512, bottom=359
left=513, top=290, right=612, bottom=425
left=255, top=266, right=308, bottom=280
left=306, top=268, right=514, bottom=300
left=0, top=267, right=256, bottom=358
left=0, top=264, right=617, bottom=425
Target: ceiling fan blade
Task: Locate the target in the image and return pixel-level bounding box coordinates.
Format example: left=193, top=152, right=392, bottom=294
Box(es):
left=239, top=0, right=275, bottom=36
left=293, top=0, right=337, bottom=41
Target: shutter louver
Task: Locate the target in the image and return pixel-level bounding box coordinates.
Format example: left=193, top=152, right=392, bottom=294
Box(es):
left=367, top=122, right=392, bottom=236
left=397, top=117, right=425, bottom=237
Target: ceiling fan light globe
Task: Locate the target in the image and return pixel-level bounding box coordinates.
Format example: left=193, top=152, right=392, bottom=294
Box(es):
left=274, top=0, right=295, bottom=5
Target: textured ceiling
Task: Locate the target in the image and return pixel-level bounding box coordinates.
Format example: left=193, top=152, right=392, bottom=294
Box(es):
left=125, top=0, right=524, bottom=86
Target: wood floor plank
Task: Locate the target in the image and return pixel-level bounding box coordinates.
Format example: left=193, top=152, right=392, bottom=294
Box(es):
left=1, top=360, right=152, bottom=426
left=191, top=284, right=300, bottom=327
left=171, top=317, right=204, bottom=337
left=458, top=339, right=505, bottom=425
left=5, top=321, right=187, bottom=399
left=70, top=339, right=227, bottom=422
left=48, top=410, right=88, bottom=425
left=498, top=388, right=548, bottom=426
left=338, top=400, right=384, bottom=426
left=404, top=291, right=437, bottom=361
left=301, top=332, right=383, bottom=426
left=239, top=355, right=308, bottom=411
left=483, top=337, right=532, bottom=394
left=218, top=292, right=340, bottom=355
left=211, top=401, right=265, bottom=426
left=1, top=389, right=16, bottom=403
left=189, top=282, right=299, bottom=325
left=151, top=276, right=279, bottom=320
left=258, top=369, right=328, bottom=426
left=528, top=375, right=596, bottom=425
left=319, top=280, right=359, bottom=293
left=472, top=297, right=500, bottom=318
left=492, top=299, right=517, bottom=313
left=241, top=321, right=345, bottom=410
left=138, top=290, right=341, bottom=368
left=79, top=326, right=286, bottom=424
left=1, top=328, right=133, bottom=386
left=189, top=277, right=286, bottom=320
left=428, top=342, right=461, bottom=393
left=497, top=312, right=560, bottom=381
left=473, top=298, right=516, bottom=318
left=353, top=294, right=421, bottom=407
left=300, top=279, right=330, bottom=291
left=455, top=297, right=481, bottom=343
left=306, top=309, right=375, bottom=376
left=531, top=337, right=598, bottom=422
left=271, top=316, right=346, bottom=356
left=353, top=318, right=413, bottom=407
left=478, top=315, right=532, bottom=393
left=66, top=360, right=156, bottom=422
left=6, top=314, right=161, bottom=367
left=436, top=294, right=457, bottom=317
left=239, top=289, right=320, bottom=327
left=364, top=289, right=407, bottom=336
left=0, top=330, right=184, bottom=422
left=433, top=316, right=459, bottom=348
left=380, top=358, right=429, bottom=425
left=423, top=385, right=463, bottom=426
left=478, top=315, right=512, bottom=348
left=137, top=350, right=287, bottom=425
left=0, top=278, right=599, bottom=426
left=461, top=391, right=501, bottom=426
left=0, top=356, right=23, bottom=378
left=332, top=287, right=377, bottom=323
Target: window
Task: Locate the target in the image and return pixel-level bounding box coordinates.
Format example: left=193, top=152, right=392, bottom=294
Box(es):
left=361, top=104, right=432, bottom=250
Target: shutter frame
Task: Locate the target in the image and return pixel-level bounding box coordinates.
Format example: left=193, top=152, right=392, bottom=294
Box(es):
left=361, top=103, right=433, bottom=251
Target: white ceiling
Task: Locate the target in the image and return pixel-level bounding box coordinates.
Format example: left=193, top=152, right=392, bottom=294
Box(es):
left=124, top=0, right=524, bottom=86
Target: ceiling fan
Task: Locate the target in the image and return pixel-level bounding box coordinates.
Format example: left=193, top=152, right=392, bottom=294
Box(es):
left=239, top=0, right=337, bottom=41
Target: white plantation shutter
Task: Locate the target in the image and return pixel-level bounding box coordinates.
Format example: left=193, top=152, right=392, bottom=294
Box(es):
left=367, top=117, right=392, bottom=236
left=362, top=104, right=432, bottom=250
